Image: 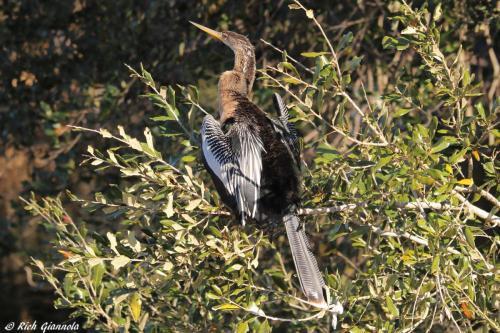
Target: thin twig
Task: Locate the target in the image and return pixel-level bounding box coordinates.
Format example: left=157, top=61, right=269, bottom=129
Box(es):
left=341, top=92, right=388, bottom=145
left=293, top=0, right=342, bottom=78
left=260, top=39, right=314, bottom=74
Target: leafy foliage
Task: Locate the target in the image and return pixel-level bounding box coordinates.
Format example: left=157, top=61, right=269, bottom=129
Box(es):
left=22, top=1, right=499, bottom=332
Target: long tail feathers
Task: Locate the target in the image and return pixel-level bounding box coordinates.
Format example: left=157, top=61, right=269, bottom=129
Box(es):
left=284, top=214, right=326, bottom=307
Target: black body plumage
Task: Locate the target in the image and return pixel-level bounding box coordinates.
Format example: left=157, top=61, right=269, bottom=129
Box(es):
left=204, top=93, right=300, bottom=227
left=193, top=22, right=327, bottom=306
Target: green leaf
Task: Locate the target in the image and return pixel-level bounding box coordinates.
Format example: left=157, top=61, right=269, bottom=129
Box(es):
left=182, top=155, right=196, bottom=163
left=129, top=292, right=142, bottom=322
left=167, top=86, right=176, bottom=105
left=282, top=77, right=302, bottom=85
left=457, top=178, right=473, bottom=186
left=213, top=303, right=240, bottom=311
left=475, top=102, right=486, bottom=119
left=401, top=250, right=416, bottom=266
left=375, top=155, right=393, bottom=169
left=431, top=256, right=440, bottom=274
left=279, top=61, right=300, bottom=77
left=463, top=69, right=471, bottom=86
left=226, top=264, right=243, bottom=272
left=382, top=36, right=397, bottom=49
left=395, top=37, right=410, bottom=50
left=206, top=292, right=221, bottom=300
left=208, top=226, right=222, bottom=237
left=92, top=263, right=105, bottom=289
left=258, top=320, right=271, bottom=333
left=385, top=295, right=399, bottom=317
left=483, top=162, right=494, bottom=175
left=185, top=199, right=202, bottom=211
left=151, top=115, right=174, bottom=122
left=338, top=31, right=353, bottom=51
left=393, top=108, right=411, bottom=117
left=434, top=3, right=442, bottom=21
left=348, top=56, right=363, bottom=71
left=63, top=273, right=74, bottom=295
left=236, top=322, right=249, bottom=333
left=449, top=148, right=468, bottom=164
left=300, top=51, right=329, bottom=58
left=464, top=227, right=475, bottom=247
left=430, top=137, right=458, bottom=154
left=212, top=284, right=223, bottom=295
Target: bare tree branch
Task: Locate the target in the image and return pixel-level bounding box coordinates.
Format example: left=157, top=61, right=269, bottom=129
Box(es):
left=297, top=199, right=499, bottom=226
left=452, top=191, right=500, bottom=227
left=454, top=185, right=500, bottom=210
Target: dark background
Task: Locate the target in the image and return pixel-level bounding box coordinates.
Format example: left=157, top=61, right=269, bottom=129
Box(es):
left=0, top=0, right=497, bottom=327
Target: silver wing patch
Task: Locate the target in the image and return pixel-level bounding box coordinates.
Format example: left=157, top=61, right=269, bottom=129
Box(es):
left=201, top=114, right=264, bottom=225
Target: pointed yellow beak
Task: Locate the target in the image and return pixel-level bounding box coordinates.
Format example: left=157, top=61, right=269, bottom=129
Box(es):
left=190, top=21, right=223, bottom=41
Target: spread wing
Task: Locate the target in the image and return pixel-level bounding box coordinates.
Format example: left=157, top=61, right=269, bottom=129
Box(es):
left=201, top=114, right=264, bottom=225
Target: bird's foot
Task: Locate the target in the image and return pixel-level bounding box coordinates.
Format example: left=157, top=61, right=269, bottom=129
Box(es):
left=327, top=300, right=343, bottom=330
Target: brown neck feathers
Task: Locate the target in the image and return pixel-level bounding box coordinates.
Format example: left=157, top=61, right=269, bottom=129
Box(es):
left=232, top=46, right=255, bottom=93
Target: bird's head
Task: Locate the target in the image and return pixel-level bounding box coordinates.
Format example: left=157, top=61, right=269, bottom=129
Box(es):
left=190, top=21, right=256, bottom=92
left=190, top=21, right=253, bottom=53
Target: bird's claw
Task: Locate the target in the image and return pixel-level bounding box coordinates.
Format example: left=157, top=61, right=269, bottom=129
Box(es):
left=327, top=300, right=344, bottom=330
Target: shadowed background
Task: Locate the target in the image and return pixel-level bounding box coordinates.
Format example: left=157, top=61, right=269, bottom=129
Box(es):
left=0, top=0, right=498, bottom=327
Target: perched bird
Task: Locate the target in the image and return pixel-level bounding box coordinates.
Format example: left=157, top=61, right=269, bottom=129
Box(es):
left=191, top=22, right=326, bottom=307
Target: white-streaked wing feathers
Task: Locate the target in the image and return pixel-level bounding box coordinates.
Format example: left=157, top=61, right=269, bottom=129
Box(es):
left=232, top=124, right=264, bottom=219
left=201, top=115, right=238, bottom=195
left=201, top=114, right=263, bottom=224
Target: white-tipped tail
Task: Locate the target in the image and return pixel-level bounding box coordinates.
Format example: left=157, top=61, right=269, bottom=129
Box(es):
left=284, top=214, right=326, bottom=306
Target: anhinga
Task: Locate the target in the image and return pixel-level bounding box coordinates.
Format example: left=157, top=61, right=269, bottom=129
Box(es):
left=191, top=22, right=326, bottom=307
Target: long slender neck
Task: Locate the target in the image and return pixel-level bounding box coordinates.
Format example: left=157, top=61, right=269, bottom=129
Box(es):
left=217, top=72, right=245, bottom=123
left=217, top=37, right=255, bottom=123
left=232, top=46, right=255, bottom=93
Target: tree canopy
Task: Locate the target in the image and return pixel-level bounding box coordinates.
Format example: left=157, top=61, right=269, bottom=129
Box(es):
left=1, top=0, right=498, bottom=331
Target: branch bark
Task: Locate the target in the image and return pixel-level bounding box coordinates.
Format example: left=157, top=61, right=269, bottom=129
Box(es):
left=296, top=201, right=459, bottom=215
left=297, top=199, right=499, bottom=226
left=454, top=185, right=500, bottom=210
left=452, top=191, right=500, bottom=227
